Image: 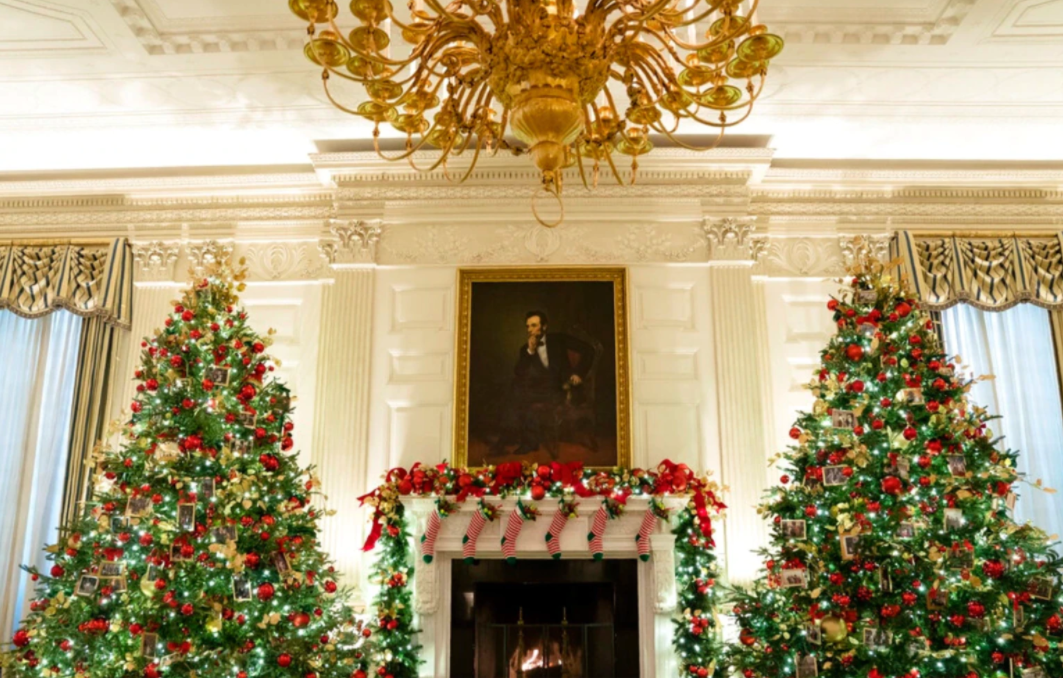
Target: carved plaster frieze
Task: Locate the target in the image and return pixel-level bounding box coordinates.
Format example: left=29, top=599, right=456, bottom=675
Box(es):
left=241, top=241, right=330, bottom=281
left=378, top=222, right=713, bottom=265
left=753, top=237, right=847, bottom=278
left=132, top=241, right=181, bottom=283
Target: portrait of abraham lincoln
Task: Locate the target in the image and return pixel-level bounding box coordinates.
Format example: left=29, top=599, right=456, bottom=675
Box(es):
left=454, top=268, right=630, bottom=469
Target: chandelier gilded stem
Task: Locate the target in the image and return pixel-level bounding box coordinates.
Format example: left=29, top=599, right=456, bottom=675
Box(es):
left=288, top=0, right=782, bottom=226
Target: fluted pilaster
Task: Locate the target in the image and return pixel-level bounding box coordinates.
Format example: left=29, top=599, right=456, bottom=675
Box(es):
left=705, top=218, right=771, bottom=584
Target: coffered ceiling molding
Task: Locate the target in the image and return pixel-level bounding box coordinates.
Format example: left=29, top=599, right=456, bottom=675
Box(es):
left=989, top=0, right=1063, bottom=41
left=0, top=0, right=107, bottom=57
left=761, top=0, right=976, bottom=45
left=110, top=0, right=302, bottom=54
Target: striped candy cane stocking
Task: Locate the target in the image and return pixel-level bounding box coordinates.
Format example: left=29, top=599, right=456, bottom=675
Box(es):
left=636, top=508, right=657, bottom=562
left=462, top=502, right=497, bottom=564
left=420, top=510, right=442, bottom=564
left=545, top=509, right=571, bottom=560
left=501, top=509, right=526, bottom=565
left=588, top=504, right=609, bottom=561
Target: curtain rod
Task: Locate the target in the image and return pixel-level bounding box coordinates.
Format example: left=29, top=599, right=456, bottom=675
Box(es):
left=908, top=230, right=1060, bottom=239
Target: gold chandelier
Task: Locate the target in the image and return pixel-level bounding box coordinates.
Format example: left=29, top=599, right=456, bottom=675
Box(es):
left=288, top=0, right=782, bottom=225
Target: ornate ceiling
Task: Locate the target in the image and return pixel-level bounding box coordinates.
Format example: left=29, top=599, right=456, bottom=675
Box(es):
left=1, top=0, right=1062, bottom=173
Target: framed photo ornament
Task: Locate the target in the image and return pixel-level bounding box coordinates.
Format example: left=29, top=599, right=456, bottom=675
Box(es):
left=453, top=267, right=631, bottom=469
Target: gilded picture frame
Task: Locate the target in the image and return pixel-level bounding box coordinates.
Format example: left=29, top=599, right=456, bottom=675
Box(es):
left=453, top=267, right=631, bottom=470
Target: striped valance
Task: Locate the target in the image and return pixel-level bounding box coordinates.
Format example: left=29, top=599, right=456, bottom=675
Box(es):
left=891, top=231, right=1063, bottom=311
left=0, top=239, right=132, bottom=328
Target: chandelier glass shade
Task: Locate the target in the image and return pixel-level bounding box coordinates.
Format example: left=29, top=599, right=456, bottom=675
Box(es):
left=288, top=0, right=782, bottom=225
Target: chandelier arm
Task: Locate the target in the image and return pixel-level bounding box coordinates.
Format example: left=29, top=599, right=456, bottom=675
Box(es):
left=680, top=100, right=754, bottom=128
left=421, top=0, right=479, bottom=26
left=661, top=23, right=748, bottom=52
left=600, top=143, right=628, bottom=186
left=663, top=0, right=728, bottom=28
left=650, top=121, right=725, bottom=151
left=320, top=19, right=422, bottom=68
left=631, top=40, right=686, bottom=80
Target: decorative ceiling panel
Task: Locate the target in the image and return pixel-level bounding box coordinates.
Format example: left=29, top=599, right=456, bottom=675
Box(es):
left=0, top=0, right=107, bottom=56
left=110, top=0, right=301, bottom=54
left=990, top=0, right=1063, bottom=40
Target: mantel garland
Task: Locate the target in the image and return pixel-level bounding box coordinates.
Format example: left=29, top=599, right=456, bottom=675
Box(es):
left=358, top=459, right=728, bottom=678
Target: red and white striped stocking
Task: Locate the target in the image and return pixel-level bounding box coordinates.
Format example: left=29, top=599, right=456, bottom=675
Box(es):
left=501, top=509, right=526, bottom=564
left=545, top=510, right=570, bottom=560
left=636, top=508, right=657, bottom=562
left=588, top=504, right=608, bottom=561
left=462, top=507, right=489, bottom=564
left=421, top=509, right=442, bottom=564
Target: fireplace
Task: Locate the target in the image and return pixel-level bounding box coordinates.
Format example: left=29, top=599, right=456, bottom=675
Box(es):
left=406, top=496, right=679, bottom=677
left=449, top=559, right=640, bottom=678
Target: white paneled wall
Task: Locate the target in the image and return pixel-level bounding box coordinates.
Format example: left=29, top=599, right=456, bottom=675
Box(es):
left=760, top=279, right=839, bottom=459
left=239, top=283, right=324, bottom=468
left=367, top=267, right=457, bottom=486
left=628, top=266, right=720, bottom=474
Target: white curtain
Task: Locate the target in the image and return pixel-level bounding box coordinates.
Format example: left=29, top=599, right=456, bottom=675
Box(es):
left=0, top=311, right=82, bottom=638
left=942, top=304, right=1063, bottom=542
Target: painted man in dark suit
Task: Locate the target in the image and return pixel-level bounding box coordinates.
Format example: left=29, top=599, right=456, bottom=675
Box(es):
left=494, top=310, right=594, bottom=456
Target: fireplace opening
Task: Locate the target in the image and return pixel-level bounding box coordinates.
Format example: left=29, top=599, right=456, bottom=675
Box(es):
left=449, top=559, right=640, bottom=678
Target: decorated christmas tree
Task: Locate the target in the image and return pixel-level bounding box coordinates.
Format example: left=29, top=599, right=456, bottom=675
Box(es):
left=728, top=246, right=1063, bottom=678
left=2, top=261, right=370, bottom=678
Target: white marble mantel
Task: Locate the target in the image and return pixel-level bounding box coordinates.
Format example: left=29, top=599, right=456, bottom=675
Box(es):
left=405, top=496, right=685, bottom=678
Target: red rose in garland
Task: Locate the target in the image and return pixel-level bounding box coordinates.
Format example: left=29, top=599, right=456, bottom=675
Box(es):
left=727, top=246, right=1063, bottom=678
left=1, top=261, right=370, bottom=678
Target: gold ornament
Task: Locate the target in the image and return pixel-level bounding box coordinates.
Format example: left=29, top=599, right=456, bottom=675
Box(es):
left=820, top=616, right=848, bottom=643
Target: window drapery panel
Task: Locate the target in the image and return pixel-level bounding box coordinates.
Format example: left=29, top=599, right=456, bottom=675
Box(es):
left=892, top=231, right=1063, bottom=311
left=941, top=304, right=1063, bottom=541
left=0, top=239, right=132, bottom=328
left=0, top=311, right=82, bottom=638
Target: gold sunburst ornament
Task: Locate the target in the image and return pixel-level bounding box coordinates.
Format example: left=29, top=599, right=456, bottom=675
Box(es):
left=288, top=0, right=782, bottom=226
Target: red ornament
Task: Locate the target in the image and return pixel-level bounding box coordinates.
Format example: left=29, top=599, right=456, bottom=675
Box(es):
left=13, top=629, right=30, bottom=648
left=881, top=477, right=903, bottom=496
left=50, top=565, right=64, bottom=578
left=324, top=580, right=337, bottom=594
left=257, top=583, right=275, bottom=601
left=827, top=299, right=839, bottom=311
left=846, top=344, right=864, bottom=361
left=397, top=480, right=413, bottom=496
left=293, top=612, right=311, bottom=628
left=530, top=482, right=546, bottom=501
left=789, top=427, right=802, bottom=440
left=278, top=654, right=292, bottom=668
left=903, top=427, right=918, bottom=441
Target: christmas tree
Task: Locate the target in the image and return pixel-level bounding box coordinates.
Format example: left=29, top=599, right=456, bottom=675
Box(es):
left=728, top=245, right=1063, bottom=678
left=2, top=261, right=371, bottom=678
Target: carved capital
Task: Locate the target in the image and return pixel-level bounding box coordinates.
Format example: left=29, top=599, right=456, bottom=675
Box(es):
left=323, top=219, right=383, bottom=267
left=132, top=241, right=181, bottom=282
left=703, top=217, right=758, bottom=262
left=186, top=240, right=234, bottom=275
left=839, top=234, right=893, bottom=271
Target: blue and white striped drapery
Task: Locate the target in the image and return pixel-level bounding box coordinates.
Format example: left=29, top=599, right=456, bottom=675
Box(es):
left=0, top=239, right=132, bottom=328
left=891, top=231, right=1063, bottom=311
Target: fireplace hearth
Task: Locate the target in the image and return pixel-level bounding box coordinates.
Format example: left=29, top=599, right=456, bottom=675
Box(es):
left=449, top=559, right=640, bottom=678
